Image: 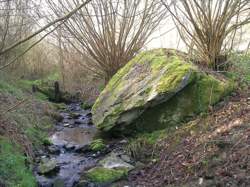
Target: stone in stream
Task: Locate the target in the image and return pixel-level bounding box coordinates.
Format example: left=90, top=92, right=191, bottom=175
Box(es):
left=70, top=112, right=82, bottom=119
left=38, top=158, right=59, bottom=175
left=99, top=152, right=134, bottom=170
left=84, top=152, right=134, bottom=185
left=64, top=143, right=75, bottom=150
left=63, top=123, right=71, bottom=127
left=63, top=119, right=75, bottom=125
left=120, top=154, right=131, bottom=163
left=74, top=144, right=90, bottom=153
left=86, top=112, right=92, bottom=118
left=85, top=167, right=129, bottom=185
left=92, top=48, right=234, bottom=133
left=47, top=145, right=61, bottom=155
left=75, top=119, right=86, bottom=125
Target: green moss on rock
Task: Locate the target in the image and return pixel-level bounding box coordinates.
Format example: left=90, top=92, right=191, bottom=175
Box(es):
left=92, top=48, right=197, bottom=132
left=86, top=167, right=128, bottom=184
left=92, top=48, right=234, bottom=134
left=133, top=73, right=234, bottom=132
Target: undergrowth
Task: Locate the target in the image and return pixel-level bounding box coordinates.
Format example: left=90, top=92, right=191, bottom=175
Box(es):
left=0, top=73, right=57, bottom=186
left=125, top=130, right=165, bottom=161
left=0, top=136, right=36, bottom=187
left=228, top=52, right=250, bottom=86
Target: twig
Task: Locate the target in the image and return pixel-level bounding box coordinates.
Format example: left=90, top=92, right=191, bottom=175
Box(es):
left=3, top=98, right=29, bottom=114
left=0, top=22, right=63, bottom=70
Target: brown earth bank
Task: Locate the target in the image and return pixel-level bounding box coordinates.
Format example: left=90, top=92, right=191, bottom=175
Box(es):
left=129, top=87, right=250, bottom=187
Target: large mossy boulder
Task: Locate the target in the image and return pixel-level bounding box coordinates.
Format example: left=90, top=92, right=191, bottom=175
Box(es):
left=92, top=49, right=234, bottom=133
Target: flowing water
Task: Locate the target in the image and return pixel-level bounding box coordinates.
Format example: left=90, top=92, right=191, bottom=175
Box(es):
left=35, top=103, right=98, bottom=187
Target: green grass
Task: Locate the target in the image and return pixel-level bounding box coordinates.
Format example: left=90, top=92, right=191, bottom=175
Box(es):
left=90, top=139, right=106, bottom=152
left=0, top=75, right=56, bottom=186
left=7, top=108, right=53, bottom=149
left=0, top=78, right=49, bottom=101
left=125, top=130, right=166, bottom=161
left=0, top=137, right=36, bottom=187
left=0, top=79, right=24, bottom=98
left=228, top=53, right=250, bottom=85
left=136, top=130, right=166, bottom=144
left=0, top=71, right=61, bottom=102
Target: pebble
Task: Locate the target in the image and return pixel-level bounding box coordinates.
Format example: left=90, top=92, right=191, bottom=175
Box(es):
left=119, top=139, right=128, bottom=144
left=64, top=123, right=70, bottom=127
left=47, top=145, right=60, bottom=154
left=64, top=144, right=75, bottom=150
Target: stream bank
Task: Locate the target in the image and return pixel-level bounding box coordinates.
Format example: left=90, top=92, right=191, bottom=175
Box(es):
left=34, top=102, right=135, bottom=187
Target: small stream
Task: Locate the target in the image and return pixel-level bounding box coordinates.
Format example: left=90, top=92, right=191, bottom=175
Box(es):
left=35, top=103, right=99, bottom=187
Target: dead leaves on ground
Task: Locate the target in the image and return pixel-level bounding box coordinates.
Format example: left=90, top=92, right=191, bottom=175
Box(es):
left=131, top=90, right=250, bottom=187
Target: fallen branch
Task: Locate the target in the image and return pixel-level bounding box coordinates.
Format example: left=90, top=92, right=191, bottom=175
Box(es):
left=3, top=98, right=29, bottom=115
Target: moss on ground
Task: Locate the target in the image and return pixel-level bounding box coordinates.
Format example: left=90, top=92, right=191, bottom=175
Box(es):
left=0, top=137, right=36, bottom=187
left=86, top=167, right=128, bottom=184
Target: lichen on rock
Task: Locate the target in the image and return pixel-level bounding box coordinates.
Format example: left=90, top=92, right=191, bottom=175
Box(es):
left=92, top=48, right=234, bottom=133
left=38, top=158, right=58, bottom=175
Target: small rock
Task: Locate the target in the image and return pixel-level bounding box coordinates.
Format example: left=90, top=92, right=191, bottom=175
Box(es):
left=215, top=101, right=226, bottom=109
left=64, top=123, right=70, bottom=127
left=119, top=139, right=128, bottom=144
left=85, top=167, right=128, bottom=184
left=64, top=144, right=75, bottom=150
left=198, top=178, right=203, bottom=185
left=100, top=152, right=134, bottom=171
left=36, top=149, right=45, bottom=157
left=75, top=145, right=90, bottom=153
left=47, top=145, right=60, bottom=154
left=62, top=119, right=75, bottom=125
left=70, top=112, right=81, bottom=119
left=38, top=158, right=59, bottom=175
left=86, top=112, right=92, bottom=118
left=231, top=92, right=237, bottom=97
left=120, top=154, right=131, bottom=163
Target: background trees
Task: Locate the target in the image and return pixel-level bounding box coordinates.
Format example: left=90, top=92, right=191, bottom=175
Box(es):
left=0, top=0, right=249, bottom=100
left=47, top=0, right=166, bottom=82
left=0, top=0, right=39, bottom=67
left=162, top=0, right=250, bottom=69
